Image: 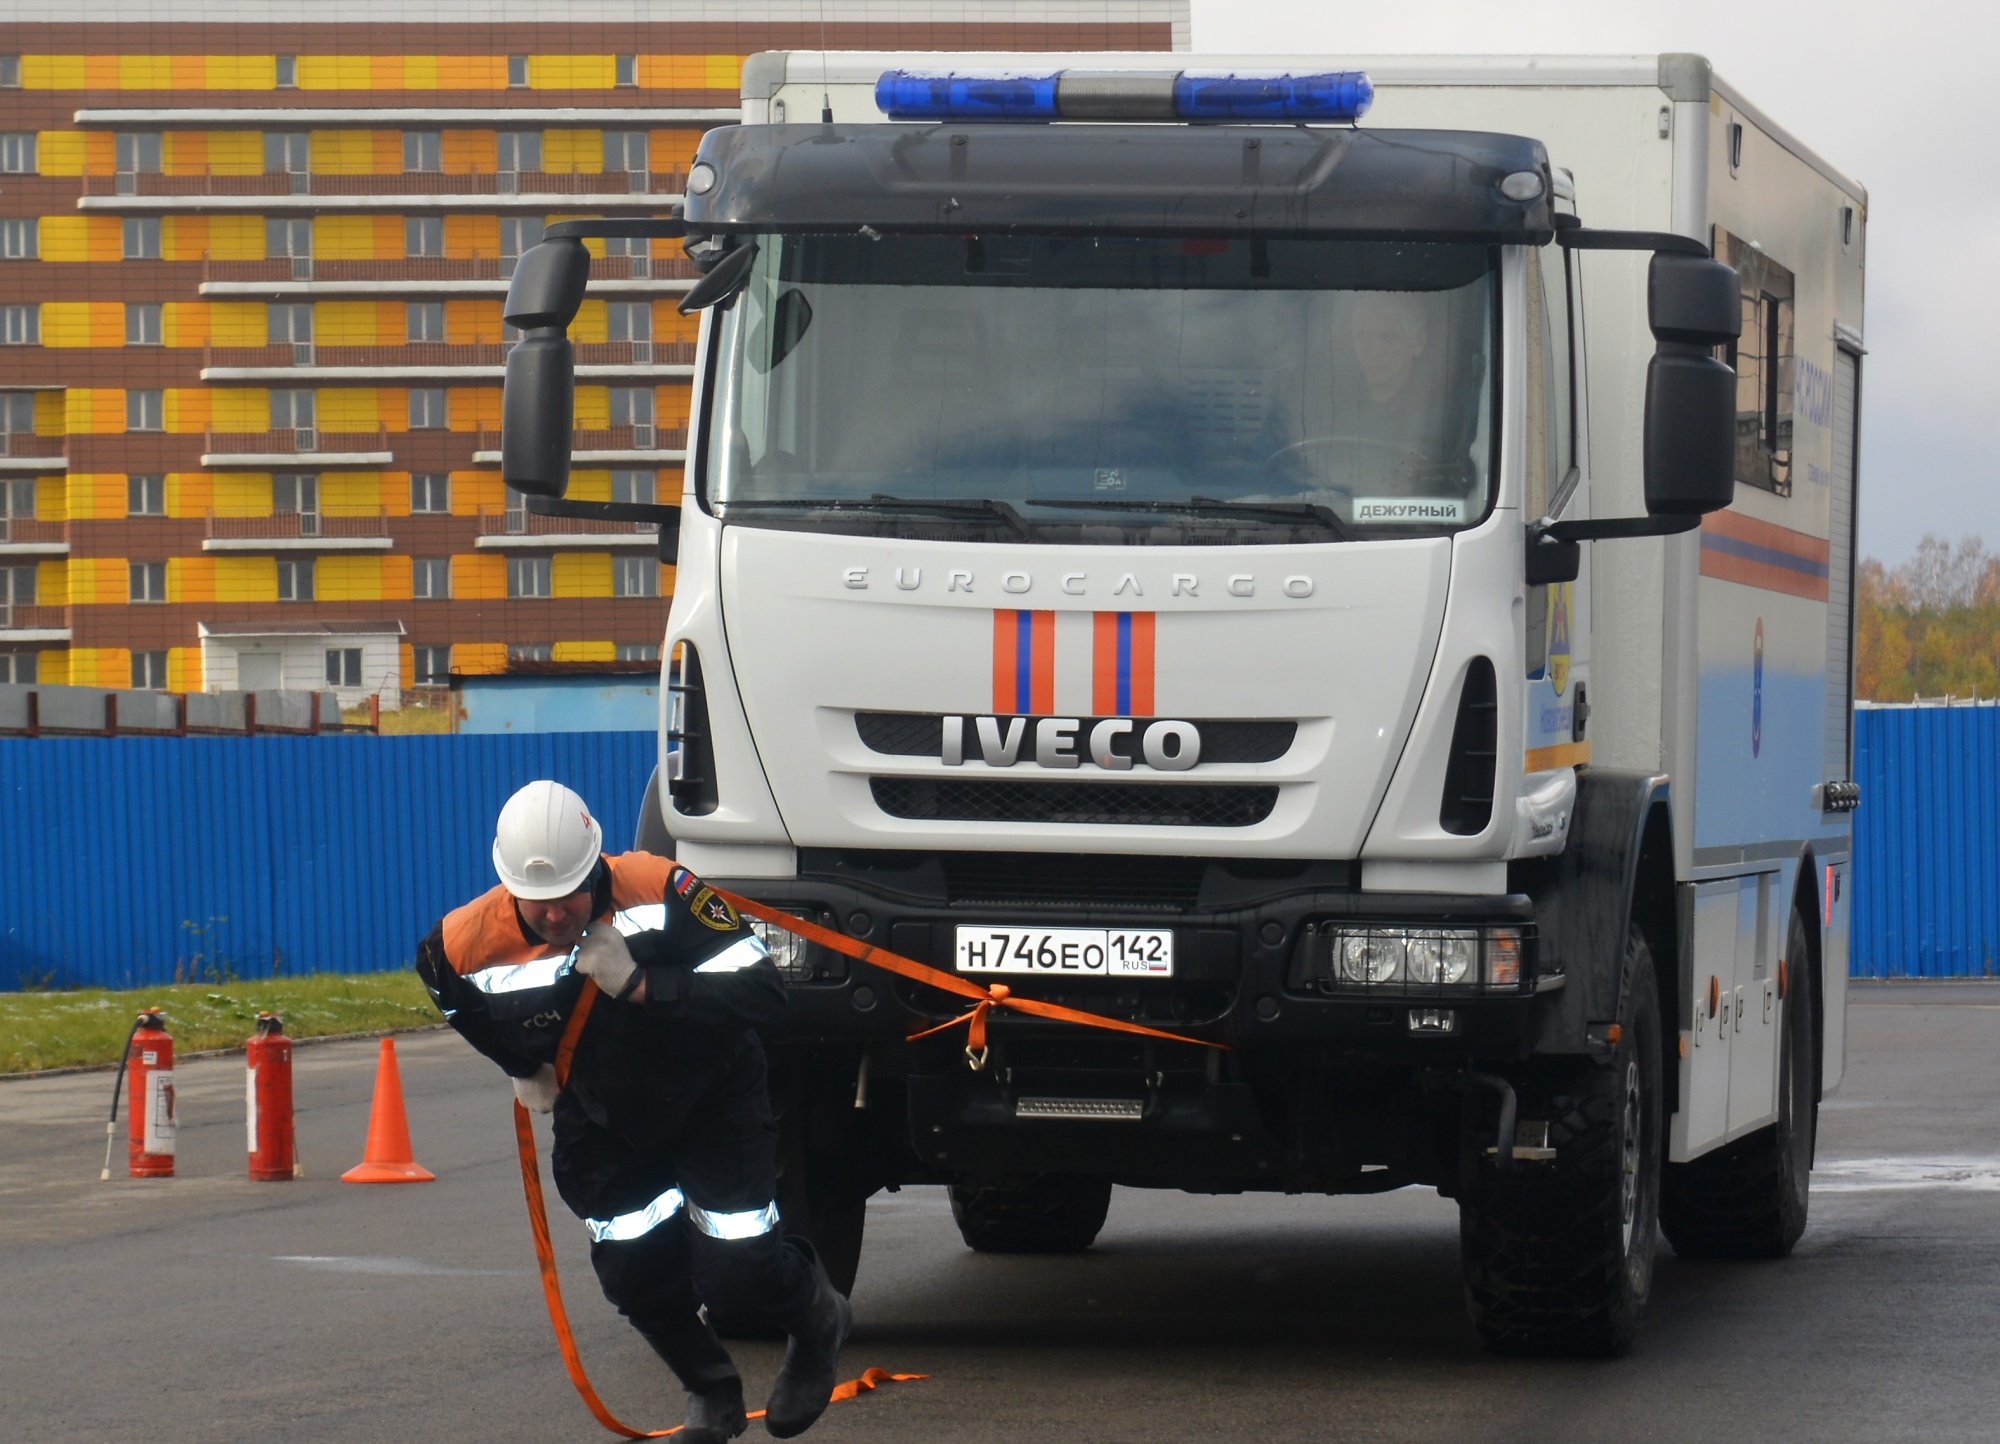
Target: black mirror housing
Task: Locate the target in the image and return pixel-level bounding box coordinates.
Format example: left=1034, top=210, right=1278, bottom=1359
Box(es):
left=1648, top=254, right=1739, bottom=348
left=1643, top=347, right=1736, bottom=515
left=503, top=237, right=591, bottom=330
left=502, top=335, right=575, bottom=499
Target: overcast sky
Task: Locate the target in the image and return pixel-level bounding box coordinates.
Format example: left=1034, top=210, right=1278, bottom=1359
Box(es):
left=1188, top=0, right=1985, bottom=567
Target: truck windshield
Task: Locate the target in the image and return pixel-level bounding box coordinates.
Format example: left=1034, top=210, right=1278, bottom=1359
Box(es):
left=702, top=234, right=1496, bottom=545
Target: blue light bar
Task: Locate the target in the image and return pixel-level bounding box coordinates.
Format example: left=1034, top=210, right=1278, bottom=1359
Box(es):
left=874, top=68, right=1374, bottom=124
left=875, top=70, right=1060, bottom=121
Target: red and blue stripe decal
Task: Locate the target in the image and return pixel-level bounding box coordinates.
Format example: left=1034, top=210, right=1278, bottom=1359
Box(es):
left=992, top=610, right=1056, bottom=714
left=1699, top=511, right=1830, bottom=601
left=1092, top=611, right=1155, bottom=718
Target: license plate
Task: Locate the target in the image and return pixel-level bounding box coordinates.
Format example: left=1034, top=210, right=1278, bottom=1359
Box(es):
left=954, top=927, right=1174, bottom=977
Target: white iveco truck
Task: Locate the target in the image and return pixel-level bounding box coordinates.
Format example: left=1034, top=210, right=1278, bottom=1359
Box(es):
left=500, top=52, right=1865, bottom=1355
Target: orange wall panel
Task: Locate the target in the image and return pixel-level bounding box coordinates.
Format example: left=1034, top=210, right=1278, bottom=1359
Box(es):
left=445, top=213, right=498, bottom=259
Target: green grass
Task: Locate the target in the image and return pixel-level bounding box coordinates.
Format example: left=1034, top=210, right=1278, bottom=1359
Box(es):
left=0, top=972, right=442, bottom=1075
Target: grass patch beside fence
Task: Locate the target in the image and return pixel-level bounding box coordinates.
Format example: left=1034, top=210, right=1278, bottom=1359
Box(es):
left=0, top=972, right=441, bottom=1075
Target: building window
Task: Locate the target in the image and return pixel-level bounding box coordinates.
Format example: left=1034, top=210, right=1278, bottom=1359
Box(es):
left=115, top=133, right=162, bottom=176
left=126, top=303, right=163, bottom=346
left=496, top=131, right=542, bottom=176
left=266, top=217, right=311, bottom=258
left=0, top=304, right=37, bottom=344
left=403, top=131, right=442, bottom=174
left=606, top=302, right=652, bottom=347
left=410, top=472, right=450, bottom=513
left=406, top=216, right=445, bottom=258
left=132, top=651, right=169, bottom=690
left=123, top=218, right=161, bottom=260
left=499, top=216, right=544, bottom=268
left=325, top=647, right=362, bottom=688
left=273, top=474, right=318, bottom=532
left=614, top=556, right=659, bottom=598
left=617, top=643, right=661, bottom=663
left=127, top=474, right=166, bottom=516
left=275, top=55, right=297, bottom=88
left=615, top=55, right=639, bottom=87
left=408, top=388, right=447, bottom=429
left=406, top=301, right=445, bottom=343
left=609, top=386, right=655, bottom=445
left=508, top=55, right=530, bottom=88
left=603, top=234, right=648, bottom=260
left=610, top=469, right=656, bottom=504
left=0, top=57, right=21, bottom=89
left=126, top=389, right=164, bottom=431
left=509, top=642, right=552, bottom=663
left=2, top=563, right=36, bottom=606
left=0, top=133, right=35, bottom=173
left=508, top=556, right=551, bottom=599
left=0, top=652, right=33, bottom=683
left=277, top=558, right=315, bottom=601
left=264, top=133, right=309, bottom=175
left=270, top=388, right=315, bottom=436
left=2, top=476, right=35, bottom=526
left=413, top=644, right=451, bottom=684
left=604, top=131, right=648, bottom=174
left=129, top=561, right=167, bottom=603
left=0, top=219, right=36, bottom=259
left=0, top=392, right=33, bottom=436
left=268, top=302, right=312, bottom=345
left=412, top=557, right=451, bottom=599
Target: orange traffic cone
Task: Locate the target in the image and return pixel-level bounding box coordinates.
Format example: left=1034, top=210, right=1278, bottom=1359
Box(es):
left=342, top=1038, right=435, bottom=1184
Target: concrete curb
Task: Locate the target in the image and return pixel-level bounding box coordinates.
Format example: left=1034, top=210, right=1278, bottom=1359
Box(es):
left=0, top=1022, right=449, bottom=1083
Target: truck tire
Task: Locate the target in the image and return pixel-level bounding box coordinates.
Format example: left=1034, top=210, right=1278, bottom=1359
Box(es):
left=1459, top=925, right=1663, bottom=1357
left=948, top=1173, right=1113, bottom=1254
left=1660, top=905, right=1816, bottom=1258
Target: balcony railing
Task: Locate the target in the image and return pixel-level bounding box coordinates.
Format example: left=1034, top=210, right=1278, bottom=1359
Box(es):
left=0, top=517, right=64, bottom=544
left=85, top=170, right=690, bottom=199
left=201, top=253, right=695, bottom=285
left=202, top=429, right=390, bottom=458
left=201, top=340, right=692, bottom=370
left=0, top=602, right=65, bottom=630
left=0, top=433, right=70, bottom=459
left=475, top=425, right=688, bottom=456
left=206, top=512, right=390, bottom=541
left=479, top=508, right=658, bottom=538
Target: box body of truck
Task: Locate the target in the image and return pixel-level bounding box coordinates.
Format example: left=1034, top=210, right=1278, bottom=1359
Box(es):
left=505, top=50, right=1864, bottom=1352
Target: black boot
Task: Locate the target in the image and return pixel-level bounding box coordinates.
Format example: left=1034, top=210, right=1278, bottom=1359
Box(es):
left=762, top=1240, right=852, bottom=1439
left=641, top=1319, right=748, bottom=1444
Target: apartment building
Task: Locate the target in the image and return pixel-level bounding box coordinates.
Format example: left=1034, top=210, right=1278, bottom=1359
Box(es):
left=0, top=0, right=1185, bottom=701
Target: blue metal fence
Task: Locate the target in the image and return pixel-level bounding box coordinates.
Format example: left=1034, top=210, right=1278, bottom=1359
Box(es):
left=0, top=733, right=655, bottom=991
left=1852, top=704, right=2000, bottom=978
left=0, top=711, right=1991, bottom=988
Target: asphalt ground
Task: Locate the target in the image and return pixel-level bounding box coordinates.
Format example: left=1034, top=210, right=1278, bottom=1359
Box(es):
left=3, top=983, right=1997, bottom=1443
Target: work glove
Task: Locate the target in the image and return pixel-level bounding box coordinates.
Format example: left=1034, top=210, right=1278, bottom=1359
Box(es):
left=574, top=924, right=641, bottom=1000
left=513, top=1063, right=559, bottom=1114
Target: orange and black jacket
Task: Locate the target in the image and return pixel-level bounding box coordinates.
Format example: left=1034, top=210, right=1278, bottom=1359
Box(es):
left=415, top=853, right=785, bottom=1145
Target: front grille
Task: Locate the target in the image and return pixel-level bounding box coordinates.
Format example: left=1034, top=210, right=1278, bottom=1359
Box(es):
left=856, top=712, right=1296, bottom=764
left=940, top=852, right=1206, bottom=910
left=871, top=778, right=1278, bottom=828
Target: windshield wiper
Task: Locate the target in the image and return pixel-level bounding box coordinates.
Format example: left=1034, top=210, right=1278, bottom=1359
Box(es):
left=1026, top=495, right=1350, bottom=539
left=719, top=494, right=1031, bottom=538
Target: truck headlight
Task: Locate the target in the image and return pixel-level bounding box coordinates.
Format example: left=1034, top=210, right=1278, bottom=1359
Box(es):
left=747, top=918, right=812, bottom=981
left=1294, top=925, right=1528, bottom=994
left=1406, top=930, right=1478, bottom=984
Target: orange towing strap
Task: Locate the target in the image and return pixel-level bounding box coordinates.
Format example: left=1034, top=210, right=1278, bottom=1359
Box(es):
left=517, top=979, right=925, bottom=1439
left=713, top=888, right=1229, bottom=1068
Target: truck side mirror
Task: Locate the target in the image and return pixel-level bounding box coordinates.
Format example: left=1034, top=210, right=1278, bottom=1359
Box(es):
left=500, top=238, right=591, bottom=499
left=1643, top=254, right=1740, bottom=517
left=678, top=242, right=760, bottom=315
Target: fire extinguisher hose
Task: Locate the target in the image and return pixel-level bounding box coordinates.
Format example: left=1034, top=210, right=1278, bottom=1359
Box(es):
left=99, top=1014, right=147, bottom=1182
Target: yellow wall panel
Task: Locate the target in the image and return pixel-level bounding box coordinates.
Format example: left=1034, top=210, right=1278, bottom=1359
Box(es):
left=572, top=300, right=607, bottom=344
left=444, top=299, right=502, bottom=344
left=34, top=476, right=65, bottom=520
left=167, top=646, right=203, bottom=693
left=315, top=301, right=381, bottom=345
left=531, top=55, right=616, bottom=90
left=209, top=302, right=267, bottom=346
left=67, top=556, right=127, bottom=605
left=41, top=215, right=122, bottom=262
left=568, top=470, right=611, bottom=502
left=444, top=213, right=497, bottom=259
left=39, top=302, right=109, bottom=347
left=380, top=554, right=413, bottom=600
left=209, top=388, right=269, bottom=433
left=118, top=56, right=175, bottom=89
left=552, top=552, right=611, bottom=598
left=36, top=559, right=70, bottom=604
left=661, top=563, right=678, bottom=597
left=67, top=649, right=128, bottom=687
left=64, top=474, right=124, bottom=520
left=320, top=472, right=381, bottom=517
left=453, top=642, right=507, bottom=675
left=213, top=556, right=277, bottom=603
left=452, top=553, right=507, bottom=600
left=402, top=55, right=442, bottom=91
left=63, top=390, right=123, bottom=435
left=649, top=129, right=704, bottom=174
left=162, top=131, right=206, bottom=175
left=36, top=130, right=88, bottom=176
left=297, top=55, right=373, bottom=91
left=637, top=56, right=744, bottom=91
left=36, top=649, right=71, bottom=685
left=310, top=130, right=376, bottom=175
left=162, top=216, right=210, bottom=262
left=164, top=389, right=210, bottom=435
left=452, top=470, right=505, bottom=517
left=553, top=641, right=617, bottom=664
left=166, top=555, right=215, bottom=604
left=448, top=387, right=500, bottom=432
left=204, top=55, right=276, bottom=91
left=24, top=56, right=89, bottom=90
left=205, top=131, right=265, bottom=176
left=209, top=473, right=271, bottom=518
left=317, top=388, right=381, bottom=432
left=574, top=385, right=610, bottom=430
left=168, top=472, right=211, bottom=519
left=543, top=130, right=603, bottom=174
left=33, top=392, right=65, bottom=436
left=162, top=301, right=207, bottom=348
left=314, top=215, right=380, bottom=260
left=443, top=130, right=495, bottom=174
left=204, top=215, right=265, bottom=260
left=316, top=555, right=383, bottom=601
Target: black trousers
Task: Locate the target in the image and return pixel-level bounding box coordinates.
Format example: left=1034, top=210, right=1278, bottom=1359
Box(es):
left=551, top=1036, right=816, bottom=1341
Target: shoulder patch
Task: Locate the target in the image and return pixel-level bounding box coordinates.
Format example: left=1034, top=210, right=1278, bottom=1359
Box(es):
left=689, top=886, right=741, bottom=932
left=670, top=866, right=700, bottom=898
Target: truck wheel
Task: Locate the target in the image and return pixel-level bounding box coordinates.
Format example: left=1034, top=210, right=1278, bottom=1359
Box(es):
left=1459, top=925, right=1663, bottom=1357
left=1660, top=906, right=1816, bottom=1258
left=948, top=1173, right=1113, bottom=1254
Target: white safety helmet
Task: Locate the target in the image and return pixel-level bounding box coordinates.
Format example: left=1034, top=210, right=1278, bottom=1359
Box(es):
left=493, top=780, right=604, bottom=900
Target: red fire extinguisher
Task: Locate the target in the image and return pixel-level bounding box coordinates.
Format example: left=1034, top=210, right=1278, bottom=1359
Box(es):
left=126, top=1009, right=176, bottom=1178
left=246, top=1012, right=296, bottom=1181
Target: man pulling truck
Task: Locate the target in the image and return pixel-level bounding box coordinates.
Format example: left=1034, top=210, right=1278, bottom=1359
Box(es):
left=415, top=780, right=851, bottom=1441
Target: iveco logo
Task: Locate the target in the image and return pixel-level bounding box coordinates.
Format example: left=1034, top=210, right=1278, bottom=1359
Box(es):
left=944, top=715, right=1200, bottom=771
